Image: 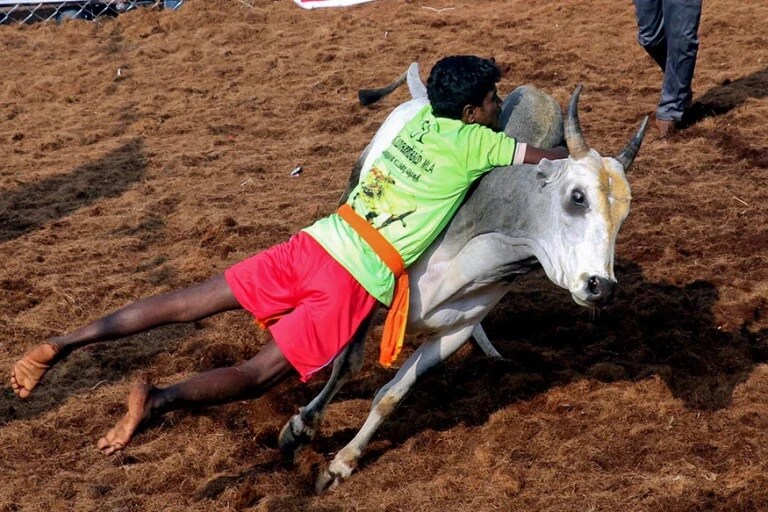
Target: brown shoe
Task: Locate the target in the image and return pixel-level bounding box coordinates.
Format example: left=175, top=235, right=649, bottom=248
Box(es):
left=656, top=118, right=677, bottom=139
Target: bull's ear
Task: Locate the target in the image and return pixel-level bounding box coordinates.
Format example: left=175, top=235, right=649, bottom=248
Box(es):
left=536, top=158, right=563, bottom=188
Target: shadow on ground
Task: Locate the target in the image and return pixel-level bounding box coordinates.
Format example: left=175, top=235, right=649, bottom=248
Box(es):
left=681, top=67, right=768, bottom=129
left=316, top=259, right=767, bottom=459
left=0, top=138, right=147, bottom=243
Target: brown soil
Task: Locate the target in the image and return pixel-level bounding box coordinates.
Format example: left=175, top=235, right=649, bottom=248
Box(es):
left=1, top=1, right=767, bottom=510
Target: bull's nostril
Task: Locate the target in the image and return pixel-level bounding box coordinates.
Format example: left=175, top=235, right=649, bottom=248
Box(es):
left=588, top=275, right=601, bottom=295
left=585, top=276, right=617, bottom=306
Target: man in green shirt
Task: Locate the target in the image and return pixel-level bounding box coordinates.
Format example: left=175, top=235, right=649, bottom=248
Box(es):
left=10, top=56, right=568, bottom=454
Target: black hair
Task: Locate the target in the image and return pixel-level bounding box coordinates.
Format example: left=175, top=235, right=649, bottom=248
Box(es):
left=426, top=55, right=502, bottom=120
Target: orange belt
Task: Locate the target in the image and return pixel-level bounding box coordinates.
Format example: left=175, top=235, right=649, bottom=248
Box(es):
left=337, top=204, right=409, bottom=367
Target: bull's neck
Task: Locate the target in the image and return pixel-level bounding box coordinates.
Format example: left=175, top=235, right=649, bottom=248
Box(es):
left=439, top=165, right=541, bottom=254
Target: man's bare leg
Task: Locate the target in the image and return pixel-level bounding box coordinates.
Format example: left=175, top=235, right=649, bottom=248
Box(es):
left=10, top=274, right=240, bottom=399
left=97, top=339, right=295, bottom=455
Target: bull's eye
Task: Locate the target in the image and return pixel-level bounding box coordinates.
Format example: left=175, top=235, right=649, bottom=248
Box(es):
left=571, top=189, right=586, bottom=206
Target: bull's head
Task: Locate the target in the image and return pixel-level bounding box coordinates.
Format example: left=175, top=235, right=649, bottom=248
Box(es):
left=533, top=86, right=647, bottom=307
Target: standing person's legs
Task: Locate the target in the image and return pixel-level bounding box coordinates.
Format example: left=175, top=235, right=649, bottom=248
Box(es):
left=634, top=0, right=667, bottom=71
left=97, top=338, right=296, bottom=454
left=10, top=274, right=241, bottom=399
left=657, top=0, right=702, bottom=123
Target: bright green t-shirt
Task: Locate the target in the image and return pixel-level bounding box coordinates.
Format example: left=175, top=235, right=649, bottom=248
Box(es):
left=303, top=104, right=517, bottom=305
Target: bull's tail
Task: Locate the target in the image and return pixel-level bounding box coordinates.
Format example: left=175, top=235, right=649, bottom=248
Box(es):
left=358, top=62, right=426, bottom=106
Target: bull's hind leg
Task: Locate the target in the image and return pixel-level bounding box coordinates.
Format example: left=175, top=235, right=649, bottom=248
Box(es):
left=278, top=309, right=375, bottom=460
left=315, top=325, right=474, bottom=494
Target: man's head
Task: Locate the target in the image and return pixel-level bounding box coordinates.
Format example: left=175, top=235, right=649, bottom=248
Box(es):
left=427, top=55, right=503, bottom=129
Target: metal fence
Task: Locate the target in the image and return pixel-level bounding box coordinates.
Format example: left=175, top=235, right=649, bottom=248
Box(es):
left=0, top=0, right=182, bottom=25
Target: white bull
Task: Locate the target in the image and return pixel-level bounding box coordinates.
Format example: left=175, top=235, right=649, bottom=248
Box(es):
left=278, top=63, right=649, bottom=493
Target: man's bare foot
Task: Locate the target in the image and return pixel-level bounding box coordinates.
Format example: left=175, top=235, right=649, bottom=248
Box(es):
left=656, top=118, right=677, bottom=139
left=97, top=382, right=156, bottom=455
left=10, top=342, right=61, bottom=399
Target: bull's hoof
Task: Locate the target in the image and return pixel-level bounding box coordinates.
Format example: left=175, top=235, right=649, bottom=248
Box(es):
left=278, top=415, right=314, bottom=461
left=315, top=454, right=357, bottom=494
left=315, top=468, right=343, bottom=495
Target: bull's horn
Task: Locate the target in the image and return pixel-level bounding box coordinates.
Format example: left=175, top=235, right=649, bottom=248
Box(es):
left=564, top=85, right=590, bottom=159
left=615, top=115, right=650, bottom=172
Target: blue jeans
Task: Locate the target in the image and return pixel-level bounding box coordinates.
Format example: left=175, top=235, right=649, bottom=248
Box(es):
left=633, top=0, right=703, bottom=122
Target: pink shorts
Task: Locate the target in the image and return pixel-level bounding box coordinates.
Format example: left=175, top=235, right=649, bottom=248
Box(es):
left=224, top=232, right=378, bottom=382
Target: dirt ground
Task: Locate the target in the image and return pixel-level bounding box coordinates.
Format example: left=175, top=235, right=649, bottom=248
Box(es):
left=1, top=0, right=767, bottom=510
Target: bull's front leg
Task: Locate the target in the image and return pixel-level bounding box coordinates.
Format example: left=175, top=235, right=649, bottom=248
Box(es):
left=278, top=309, right=375, bottom=460
left=315, top=324, right=475, bottom=494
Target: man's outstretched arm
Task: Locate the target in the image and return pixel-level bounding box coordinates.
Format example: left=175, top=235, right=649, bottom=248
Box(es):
left=521, top=145, right=569, bottom=165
